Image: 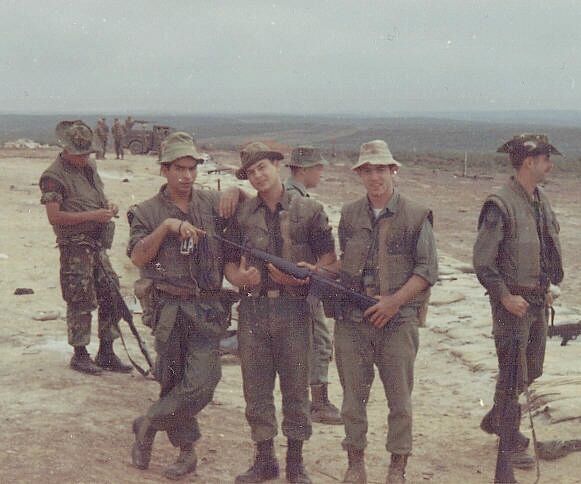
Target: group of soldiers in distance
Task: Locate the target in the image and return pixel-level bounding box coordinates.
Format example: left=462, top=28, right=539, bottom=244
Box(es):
left=39, top=119, right=563, bottom=483
left=93, top=116, right=135, bottom=160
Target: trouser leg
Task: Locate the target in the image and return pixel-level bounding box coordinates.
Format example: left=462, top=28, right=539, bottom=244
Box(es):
left=238, top=298, right=278, bottom=442
left=375, top=321, right=419, bottom=455
left=308, top=296, right=332, bottom=385
left=146, top=311, right=221, bottom=448
left=275, top=299, right=311, bottom=441
left=334, top=319, right=375, bottom=450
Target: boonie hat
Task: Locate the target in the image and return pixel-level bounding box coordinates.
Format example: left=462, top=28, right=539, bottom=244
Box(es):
left=236, top=141, right=283, bottom=180
left=55, top=120, right=96, bottom=155
left=497, top=133, right=562, bottom=156
left=286, top=146, right=328, bottom=168
left=352, top=139, right=401, bottom=171
left=160, top=132, right=204, bottom=165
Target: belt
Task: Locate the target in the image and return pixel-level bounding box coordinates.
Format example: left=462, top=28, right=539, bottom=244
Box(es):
left=154, top=281, right=224, bottom=300
left=507, top=284, right=547, bottom=298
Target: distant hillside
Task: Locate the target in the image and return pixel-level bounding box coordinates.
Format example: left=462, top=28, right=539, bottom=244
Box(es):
left=2, top=113, right=581, bottom=161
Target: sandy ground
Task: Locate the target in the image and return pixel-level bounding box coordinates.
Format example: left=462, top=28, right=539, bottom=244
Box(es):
left=1, top=148, right=580, bottom=483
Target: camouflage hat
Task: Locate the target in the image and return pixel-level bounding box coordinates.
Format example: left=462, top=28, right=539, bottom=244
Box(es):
left=236, top=141, right=284, bottom=180
left=55, top=120, right=96, bottom=155
left=352, top=139, right=401, bottom=171
left=286, top=146, right=328, bottom=168
left=159, top=131, right=204, bottom=165
left=497, top=133, right=561, bottom=156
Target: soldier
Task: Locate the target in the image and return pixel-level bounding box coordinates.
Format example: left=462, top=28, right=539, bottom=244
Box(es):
left=335, top=140, right=438, bottom=483
left=95, top=118, right=109, bottom=159
left=284, top=146, right=342, bottom=425
left=112, top=118, right=125, bottom=160
left=125, top=115, right=135, bottom=132
left=39, top=120, right=131, bottom=375
left=128, top=132, right=244, bottom=480
left=474, top=134, right=564, bottom=469
left=224, top=141, right=337, bottom=484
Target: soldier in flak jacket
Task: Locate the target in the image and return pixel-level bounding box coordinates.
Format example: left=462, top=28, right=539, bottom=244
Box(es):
left=39, top=120, right=132, bottom=375
left=335, top=140, right=438, bottom=484
left=127, top=132, right=244, bottom=480
left=284, top=146, right=343, bottom=426
left=474, top=134, right=564, bottom=470
left=224, top=141, right=338, bottom=484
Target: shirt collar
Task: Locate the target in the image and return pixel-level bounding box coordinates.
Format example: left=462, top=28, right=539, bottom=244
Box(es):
left=367, top=189, right=400, bottom=218
left=250, top=187, right=292, bottom=213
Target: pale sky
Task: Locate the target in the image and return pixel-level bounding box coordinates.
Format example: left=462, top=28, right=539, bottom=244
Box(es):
left=2, top=0, right=580, bottom=115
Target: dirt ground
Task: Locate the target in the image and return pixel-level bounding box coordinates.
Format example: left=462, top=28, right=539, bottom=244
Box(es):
left=1, top=147, right=580, bottom=483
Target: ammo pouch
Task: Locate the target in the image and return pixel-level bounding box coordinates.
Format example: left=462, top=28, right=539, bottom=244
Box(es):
left=99, top=221, right=116, bottom=249
left=134, top=277, right=158, bottom=329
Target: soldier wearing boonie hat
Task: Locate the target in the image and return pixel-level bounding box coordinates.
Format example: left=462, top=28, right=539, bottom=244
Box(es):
left=39, top=120, right=131, bottom=376
left=235, top=141, right=284, bottom=180
left=335, top=139, right=437, bottom=483
left=474, top=133, right=564, bottom=470
left=283, top=146, right=343, bottom=426
left=128, top=130, right=244, bottom=480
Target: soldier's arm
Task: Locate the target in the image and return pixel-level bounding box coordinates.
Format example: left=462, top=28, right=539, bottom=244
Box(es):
left=473, top=203, right=511, bottom=301
left=40, top=177, right=114, bottom=225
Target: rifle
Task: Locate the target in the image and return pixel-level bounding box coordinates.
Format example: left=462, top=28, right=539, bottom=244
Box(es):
left=494, top=338, right=519, bottom=484
left=97, top=258, right=154, bottom=377
left=211, top=234, right=378, bottom=311
left=548, top=320, right=581, bottom=346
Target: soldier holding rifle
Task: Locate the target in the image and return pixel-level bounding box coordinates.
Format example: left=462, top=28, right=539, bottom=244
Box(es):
left=224, top=141, right=337, bottom=484
left=335, top=140, right=438, bottom=484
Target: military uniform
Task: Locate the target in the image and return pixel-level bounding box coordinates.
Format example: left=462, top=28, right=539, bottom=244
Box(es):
left=128, top=185, right=228, bottom=451
left=226, top=189, right=335, bottom=443
left=112, top=120, right=125, bottom=159
left=95, top=119, right=109, bottom=159
left=40, top=154, right=121, bottom=347
left=336, top=191, right=437, bottom=455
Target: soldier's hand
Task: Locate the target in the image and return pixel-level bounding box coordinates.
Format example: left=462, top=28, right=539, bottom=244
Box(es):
left=108, top=203, right=119, bottom=216
left=364, top=295, right=401, bottom=328
left=239, top=256, right=261, bottom=288
left=218, top=187, right=240, bottom=218
left=501, top=294, right=529, bottom=318
left=267, top=263, right=309, bottom=286
left=92, top=208, right=116, bottom=223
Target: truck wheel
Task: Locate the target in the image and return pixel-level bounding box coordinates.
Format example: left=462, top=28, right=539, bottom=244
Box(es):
left=128, top=140, right=144, bottom=155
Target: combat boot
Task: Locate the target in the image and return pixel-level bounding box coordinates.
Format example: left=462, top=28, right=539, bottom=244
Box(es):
left=311, top=384, right=343, bottom=425
left=95, top=340, right=133, bottom=373
left=162, top=444, right=198, bottom=480
left=286, top=439, right=311, bottom=483
left=481, top=404, right=530, bottom=451
left=131, top=416, right=157, bottom=470
left=386, top=454, right=407, bottom=484
left=342, top=449, right=366, bottom=483
left=70, top=347, right=102, bottom=375
left=235, top=439, right=279, bottom=483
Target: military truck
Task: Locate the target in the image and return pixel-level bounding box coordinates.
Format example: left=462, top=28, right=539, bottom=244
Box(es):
left=123, top=121, right=172, bottom=155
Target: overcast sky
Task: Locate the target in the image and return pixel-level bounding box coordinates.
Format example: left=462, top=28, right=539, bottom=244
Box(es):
left=2, top=0, right=580, bottom=115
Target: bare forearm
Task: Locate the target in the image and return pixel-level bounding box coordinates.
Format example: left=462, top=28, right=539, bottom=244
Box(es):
left=392, top=274, right=430, bottom=307
left=48, top=209, right=96, bottom=226
left=131, top=220, right=171, bottom=267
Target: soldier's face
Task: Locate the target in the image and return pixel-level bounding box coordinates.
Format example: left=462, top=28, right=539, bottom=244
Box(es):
left=162, top=157, right=197, bottom=194
left=246, top=158, right=280, bottom=193
left=356, top=163, right=397, bottom=198
left=529, top=153, right=554, bottom=183
left=303, top=164, right=324, bottom=189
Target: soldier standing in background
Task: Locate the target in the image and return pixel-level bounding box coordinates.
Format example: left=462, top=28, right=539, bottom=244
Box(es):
left=95, top=118, right=109, bottom=159
left=112, top=118, right=125, bottom=160
left=39, top=120, right=132, bottom=375
left=335, top=140, right=438, bottom=483
left=225, top=141, right=338, bottom=484
left=474, top=134, right=564, bottom=470
left=284, top=145, right=342, bottom=425
left=125, top=115, right=135, bottom=132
